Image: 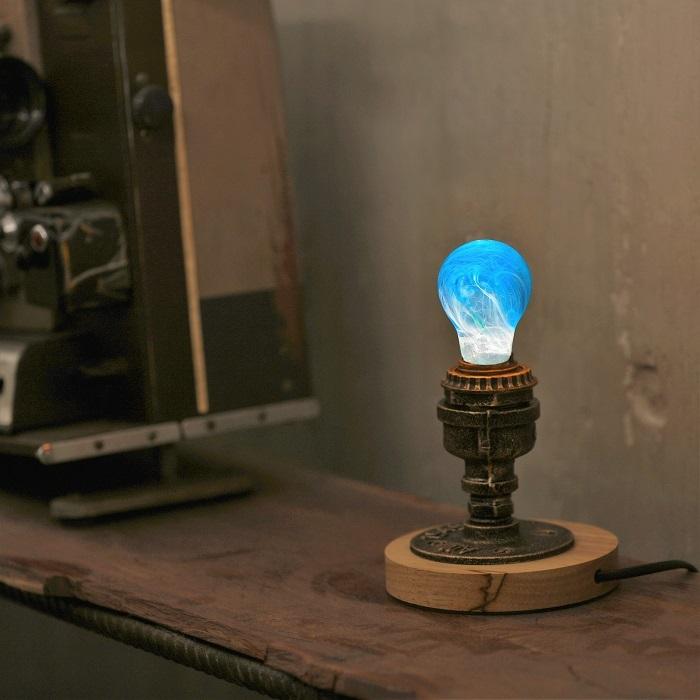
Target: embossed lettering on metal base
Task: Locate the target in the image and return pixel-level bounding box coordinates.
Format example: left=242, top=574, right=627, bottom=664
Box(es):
left=410, top=519, right=574, bottom=565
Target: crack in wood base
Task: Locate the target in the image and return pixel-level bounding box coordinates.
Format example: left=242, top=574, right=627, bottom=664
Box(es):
left=385, top=520, right=619, bottom=613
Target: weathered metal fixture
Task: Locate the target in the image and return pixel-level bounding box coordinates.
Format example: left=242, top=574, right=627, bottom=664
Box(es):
left=410, top=358, right=574, bottom=565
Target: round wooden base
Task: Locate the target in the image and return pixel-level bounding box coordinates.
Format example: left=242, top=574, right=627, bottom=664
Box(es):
left=385, top=520, right=618, bottom=613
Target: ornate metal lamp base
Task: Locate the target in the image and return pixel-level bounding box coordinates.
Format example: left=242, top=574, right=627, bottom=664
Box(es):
left=410, top=519, right=574, bottom=565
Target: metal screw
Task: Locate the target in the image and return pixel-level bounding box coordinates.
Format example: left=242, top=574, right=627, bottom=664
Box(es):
left=29, top=224, right=50, bottom=253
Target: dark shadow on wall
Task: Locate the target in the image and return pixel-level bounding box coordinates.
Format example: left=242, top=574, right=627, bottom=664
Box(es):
left=237, top=17, right=452, bottom=490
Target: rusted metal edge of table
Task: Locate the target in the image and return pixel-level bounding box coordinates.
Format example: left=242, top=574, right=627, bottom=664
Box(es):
left=0, top=581, right=344, bottom=700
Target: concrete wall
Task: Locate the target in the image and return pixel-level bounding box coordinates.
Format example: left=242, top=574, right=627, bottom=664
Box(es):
left=236, top=0, right=699, bottom=563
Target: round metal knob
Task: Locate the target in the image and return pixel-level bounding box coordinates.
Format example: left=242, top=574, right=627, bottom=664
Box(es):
left=29, top=224, right=50, bottom=253
left=131, top=84, right=173, bottom=131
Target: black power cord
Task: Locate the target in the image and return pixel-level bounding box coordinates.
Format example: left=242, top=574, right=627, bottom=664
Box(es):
left=595, top=559, right=698, bottom=583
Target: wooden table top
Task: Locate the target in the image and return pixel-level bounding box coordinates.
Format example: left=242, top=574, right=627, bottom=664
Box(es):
left=0, top=454, right=697, bottom=699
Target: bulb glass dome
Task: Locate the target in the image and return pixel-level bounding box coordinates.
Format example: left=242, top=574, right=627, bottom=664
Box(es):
left=438, top=239, right=531, bottom=365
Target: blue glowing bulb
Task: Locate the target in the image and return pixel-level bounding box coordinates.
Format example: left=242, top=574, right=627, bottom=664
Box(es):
left=437, top=239, right=532, bottom=365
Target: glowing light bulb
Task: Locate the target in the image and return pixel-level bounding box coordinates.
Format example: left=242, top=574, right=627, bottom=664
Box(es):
left=438, top=239, right=531, bottom=365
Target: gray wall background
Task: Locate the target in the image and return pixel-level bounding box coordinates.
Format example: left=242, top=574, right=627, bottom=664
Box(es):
left=237, top=0, right=699, bottom=564
left=2, top=1, right=699, bottom=698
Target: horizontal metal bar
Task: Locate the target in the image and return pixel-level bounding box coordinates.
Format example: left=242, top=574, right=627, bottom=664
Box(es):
left=36, top=422, right=182, bottom=465
left=0, top=398, right=320, bottom=465
left=181, top=398, right=320, bottom=440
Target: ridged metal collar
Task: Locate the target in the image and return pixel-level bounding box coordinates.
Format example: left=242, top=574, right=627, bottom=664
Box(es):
left=442, top=359, right=537, bottom=393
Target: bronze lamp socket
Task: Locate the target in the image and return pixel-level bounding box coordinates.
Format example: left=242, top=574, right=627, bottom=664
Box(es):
left=410, top=358, right=574, bottom=565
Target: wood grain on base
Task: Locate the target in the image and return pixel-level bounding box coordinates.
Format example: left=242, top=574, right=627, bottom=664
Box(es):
left=385, top=520, right=618, bottom=612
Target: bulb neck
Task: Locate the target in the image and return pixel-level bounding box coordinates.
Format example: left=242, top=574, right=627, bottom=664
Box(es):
left=458, top=358, right=515, bottom=371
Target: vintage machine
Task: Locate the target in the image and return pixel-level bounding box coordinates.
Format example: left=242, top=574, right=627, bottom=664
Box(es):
left=0, top=0, right=317, bottom=516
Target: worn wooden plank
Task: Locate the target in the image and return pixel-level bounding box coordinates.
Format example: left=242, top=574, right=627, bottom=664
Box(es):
left=0, top=457, right=697, bottom=699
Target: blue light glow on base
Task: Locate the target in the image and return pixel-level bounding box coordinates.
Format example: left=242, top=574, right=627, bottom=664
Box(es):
left=438, top=239, right=532, bottom=365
